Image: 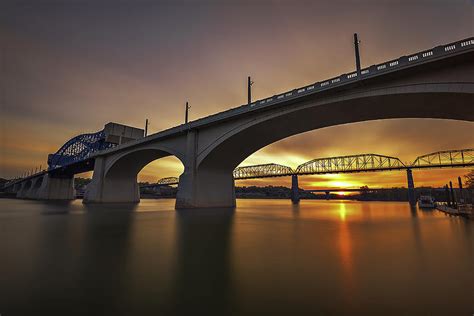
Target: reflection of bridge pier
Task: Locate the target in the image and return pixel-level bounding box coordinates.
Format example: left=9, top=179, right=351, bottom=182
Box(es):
left=172, top=209, right=234, bottom=313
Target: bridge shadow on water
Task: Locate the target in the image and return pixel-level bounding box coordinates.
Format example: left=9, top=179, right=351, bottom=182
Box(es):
left=1, top=200, right=138, bottom=315
left=171, top=207, right=235, bottom=314
left=1, top=199, right=237, bottom=315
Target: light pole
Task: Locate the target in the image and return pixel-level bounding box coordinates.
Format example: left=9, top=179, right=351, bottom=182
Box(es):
left=247, top=76, right=254, bottom=105
left=185, top=102, right=191, bottom=124
left=354, top=33, right=361, bottom=75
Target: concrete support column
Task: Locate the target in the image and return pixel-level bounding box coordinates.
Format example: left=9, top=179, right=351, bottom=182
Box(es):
left=36, top=174, right=74, bottom=200
left=25, top=178, right=40, bottom=199
left=12, top=184, right=21, bottom=194
left=176, top=130, right=236, bottom=209
left=16, top=182, right=30, bottom=198
left=84, top=157, right=106, bottom=203
left=407, top=169, right=416, bottom=206
left=290, top=174, right=300, bottom=204
left=4, top=185, right=14, bottom=194
left=84, top=157, right=140, bottom=203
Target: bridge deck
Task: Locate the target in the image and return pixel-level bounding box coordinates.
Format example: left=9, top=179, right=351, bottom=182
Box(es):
left=92, top=37, right=474, bottom=157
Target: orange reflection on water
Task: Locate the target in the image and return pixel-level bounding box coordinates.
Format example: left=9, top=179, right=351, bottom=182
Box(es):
left=337, top=202, right=355, bottom=305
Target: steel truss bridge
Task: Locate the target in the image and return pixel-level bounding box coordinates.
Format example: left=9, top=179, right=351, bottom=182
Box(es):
left=47, top=130, right=116, bottom=170
left=144, top=149, right=473, bottom=187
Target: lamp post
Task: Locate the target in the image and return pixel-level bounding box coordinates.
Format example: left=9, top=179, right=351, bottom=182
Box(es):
left=185, top=102, right=191, bottom=124
left=247, top=76, right=254, bottom=105
left=354, top=33, right=361, bottom=75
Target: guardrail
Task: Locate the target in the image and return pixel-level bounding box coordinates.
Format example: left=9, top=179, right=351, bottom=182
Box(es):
left=245, top=38, right=473, bottom=110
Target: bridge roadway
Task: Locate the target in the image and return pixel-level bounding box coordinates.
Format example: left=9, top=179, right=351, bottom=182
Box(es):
left=3, top=37, right=474, bottom=208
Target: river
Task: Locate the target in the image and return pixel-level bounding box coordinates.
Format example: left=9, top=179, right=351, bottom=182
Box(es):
left=0, top=198, right=472, bottom=315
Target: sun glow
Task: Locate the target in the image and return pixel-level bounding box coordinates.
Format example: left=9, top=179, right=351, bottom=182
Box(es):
left=338, top=202, right=347, bottom=221
left=329, top=181, right=356, bottom=188
left=308, top=179, right=362, bottom=189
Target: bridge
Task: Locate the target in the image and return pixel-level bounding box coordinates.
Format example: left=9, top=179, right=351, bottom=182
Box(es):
left=3, top=37, right=474, bottom=208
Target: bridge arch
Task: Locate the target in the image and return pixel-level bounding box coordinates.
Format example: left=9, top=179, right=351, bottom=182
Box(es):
left=198, top=83, right=474, bottom=173
left=104, top=145, right=185, bottom=179
left=85, top=145, right=185, bottom=203
left=176, top=79, right=473, bottom=208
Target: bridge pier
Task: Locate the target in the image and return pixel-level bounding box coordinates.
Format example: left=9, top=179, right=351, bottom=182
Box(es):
left=176, top=131, right=236, bottom=209
left=175, top=169, right=235, bottom=209
left=35, top=174, right=74, bottom=200
left=13, top=174, right=74, bottom=200
left=84, top=156, right=140, bottom=203
left=290, top=174, right=300, bottom=204
left=25, top=177, right=42, bottom=199
left=407, top=169, right=416, bottom=206
left=16, top=181, right=31, bottom=198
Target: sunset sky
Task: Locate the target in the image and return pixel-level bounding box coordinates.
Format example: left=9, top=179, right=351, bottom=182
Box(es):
left=1, top=0, right=473, bottom=190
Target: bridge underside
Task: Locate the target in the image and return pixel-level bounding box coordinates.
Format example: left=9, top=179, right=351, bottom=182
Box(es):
left=83, top=149, right=176, bottom=204
left=180, top=89, right=473, bottom=208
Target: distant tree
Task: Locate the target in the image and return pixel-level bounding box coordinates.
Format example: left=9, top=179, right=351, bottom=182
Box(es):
left=360, top=185, right=369, bottom=196
left=464, top=170, right=474, bottom=189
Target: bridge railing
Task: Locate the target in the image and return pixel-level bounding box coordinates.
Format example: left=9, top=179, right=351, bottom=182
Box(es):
left=190, top=37, right=473, bottom=126
left=245, top=37, right=473, bottom=111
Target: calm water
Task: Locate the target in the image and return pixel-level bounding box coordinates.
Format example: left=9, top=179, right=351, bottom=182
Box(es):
left=0, top=198, right=472, bottom=315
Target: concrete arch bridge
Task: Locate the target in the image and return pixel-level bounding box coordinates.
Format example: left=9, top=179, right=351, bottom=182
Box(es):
left=4, top=37, right=474, bottom=209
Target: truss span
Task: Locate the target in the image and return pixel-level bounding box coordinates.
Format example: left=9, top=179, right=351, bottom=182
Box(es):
left=157, top=177, right=179, bottom=185
left=48, top=130, right=116, bottom=169
left=233, top=163, right=294, bottom=180
left=112, top=149, right=474, bottom=190
left=296, top=154, right=406, bottom=175
left=411, top=149, right=474, bottom=169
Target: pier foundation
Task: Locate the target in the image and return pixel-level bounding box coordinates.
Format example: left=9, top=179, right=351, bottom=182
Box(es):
left=291, top=174, right=300, bottom=204
left=407, top=169, right=416, bottom=206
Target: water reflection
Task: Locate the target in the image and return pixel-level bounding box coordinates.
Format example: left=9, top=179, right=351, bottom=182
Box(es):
left=1, top=199, right=473, bottom=315
left=172, top=208, right=235, bottom=314
left=337, top=203, right=355, bottom=308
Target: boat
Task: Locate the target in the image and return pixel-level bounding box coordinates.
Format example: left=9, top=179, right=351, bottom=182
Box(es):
left=418, top=195, right=436, bottom=208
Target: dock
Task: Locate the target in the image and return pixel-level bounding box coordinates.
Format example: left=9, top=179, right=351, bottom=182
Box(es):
left=436, top=203, right=474, bottom=220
